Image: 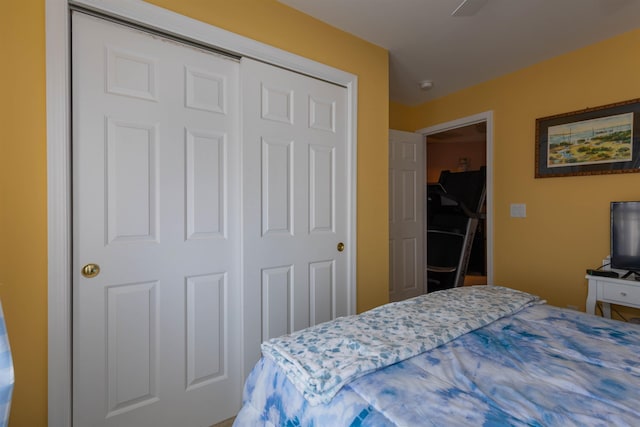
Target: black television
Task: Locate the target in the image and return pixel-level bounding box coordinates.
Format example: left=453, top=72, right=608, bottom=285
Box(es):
left=611, top=201, right=640, bottom=273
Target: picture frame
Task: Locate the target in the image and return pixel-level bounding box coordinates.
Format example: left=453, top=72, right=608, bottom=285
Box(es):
left=535, top=98, right=640, bottom=178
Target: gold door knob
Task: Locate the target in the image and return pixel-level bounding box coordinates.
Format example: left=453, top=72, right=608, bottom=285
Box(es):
left=82, top=263, right=101, bottom=278
left=337, top=242, right=345, bottom=252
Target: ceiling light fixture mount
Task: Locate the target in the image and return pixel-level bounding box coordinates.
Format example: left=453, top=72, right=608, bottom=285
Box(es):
left=419, top=80, right=433, bottom=90
left=452, top=0, right=488, bottom=17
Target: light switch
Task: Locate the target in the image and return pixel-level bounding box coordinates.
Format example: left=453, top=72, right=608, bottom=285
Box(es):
left=510, top=203, right=526, bottom=218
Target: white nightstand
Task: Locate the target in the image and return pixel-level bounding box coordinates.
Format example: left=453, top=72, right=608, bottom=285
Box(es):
left=586, top=274, right=640, bottom=318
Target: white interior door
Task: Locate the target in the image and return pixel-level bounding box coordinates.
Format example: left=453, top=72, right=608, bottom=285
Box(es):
left=241, top=58, right=350, bottom=375
left=72, top=12, right=241, bottom=426
left=389, top=129, right=425, bottom=302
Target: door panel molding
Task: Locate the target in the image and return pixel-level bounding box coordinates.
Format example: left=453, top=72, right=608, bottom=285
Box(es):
left=46, top=1, right=357, bottom=425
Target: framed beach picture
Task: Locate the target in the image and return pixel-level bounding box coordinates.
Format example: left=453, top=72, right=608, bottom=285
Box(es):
left=535, top=98, right=640, bottom=178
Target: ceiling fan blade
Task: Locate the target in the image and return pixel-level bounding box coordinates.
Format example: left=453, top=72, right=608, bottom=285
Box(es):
left=451, top=0, right=488, bottom=16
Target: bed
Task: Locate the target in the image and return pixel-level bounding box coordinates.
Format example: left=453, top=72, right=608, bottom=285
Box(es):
left=234, top=286, right=640, bottom=426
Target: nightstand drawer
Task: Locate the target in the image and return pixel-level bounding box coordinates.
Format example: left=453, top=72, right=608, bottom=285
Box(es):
left=586, top=274, right=640, bottom=317
left=601, top=282, right=640, bottom=306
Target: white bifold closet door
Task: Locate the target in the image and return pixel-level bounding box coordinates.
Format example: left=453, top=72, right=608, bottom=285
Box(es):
left=72, top=11, right=350, bottom=427
left=241, top=58, right=350, bottom=375
left=72, top=12, right=241, bottom=426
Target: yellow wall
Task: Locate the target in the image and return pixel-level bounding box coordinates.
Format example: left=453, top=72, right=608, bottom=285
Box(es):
left=0, top=1, right=48, bottom=426
left=0, top=0, right=388, bottom=425
left=391, top=29, right=640, bottom=313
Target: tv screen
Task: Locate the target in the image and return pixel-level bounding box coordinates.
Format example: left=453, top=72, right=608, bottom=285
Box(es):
left=611, top=201, right=640, bottom=271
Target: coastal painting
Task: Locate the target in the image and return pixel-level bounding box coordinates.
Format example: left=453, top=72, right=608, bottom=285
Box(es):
left=535, top=98, right=640, bottom=178
left=547, top=112, right=633, bottom=167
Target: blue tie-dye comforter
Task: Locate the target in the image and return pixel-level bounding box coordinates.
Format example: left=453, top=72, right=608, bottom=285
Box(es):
left=235, top=288, right=640, bottom=426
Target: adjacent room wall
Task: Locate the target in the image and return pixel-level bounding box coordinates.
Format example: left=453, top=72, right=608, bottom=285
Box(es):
left=1, top=0, right=388, bottom=425
left=391, top=28, right=640, bottom=314
left=426, top=141, right=486, bottom=183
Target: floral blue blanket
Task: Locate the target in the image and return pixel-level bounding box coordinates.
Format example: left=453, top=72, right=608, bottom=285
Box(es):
left=261, top=285, right=542, bottom=405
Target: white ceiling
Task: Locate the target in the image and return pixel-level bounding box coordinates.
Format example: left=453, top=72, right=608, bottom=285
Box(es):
left=278, top=0, right=640, bottom=106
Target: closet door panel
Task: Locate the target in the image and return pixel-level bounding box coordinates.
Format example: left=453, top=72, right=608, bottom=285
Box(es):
left=241, top=58, right=350, bottom=375
left=73, top=13, right=242, bottom=427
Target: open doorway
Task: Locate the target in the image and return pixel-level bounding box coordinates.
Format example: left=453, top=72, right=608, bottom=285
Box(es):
left=419, top=111, right=494, bottom=290
left=426, top=122, right=487, bottom=286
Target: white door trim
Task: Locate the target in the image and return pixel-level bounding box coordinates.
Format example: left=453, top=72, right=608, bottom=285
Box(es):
left=416, top=111, right=494, bottom=286
left=46, top=1, right=72, bottom=425
left=46, top=1, right=358, bottom=425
